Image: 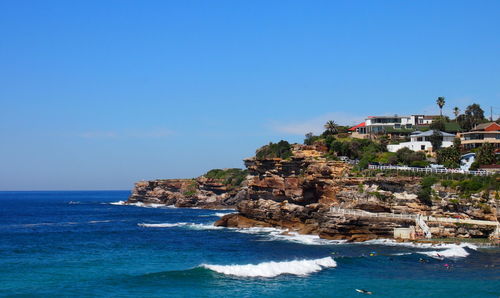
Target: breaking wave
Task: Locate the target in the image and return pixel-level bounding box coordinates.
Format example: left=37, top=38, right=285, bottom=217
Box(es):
left=201, top=257, right=337, bottom=278
left=231, top=227, right=346, bottom=245
left=138, top=222, right=223, bottom=230
left=417, top=243, right=477, bottom=259
left=361, top=239, right=478, bottom=258
left=110, top=201, right=174, bottom=208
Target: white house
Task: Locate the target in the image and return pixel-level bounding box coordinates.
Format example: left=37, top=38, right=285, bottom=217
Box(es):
left=387, top=130, right=456, bottom=152
left=351, top=114, right=440, bottom=136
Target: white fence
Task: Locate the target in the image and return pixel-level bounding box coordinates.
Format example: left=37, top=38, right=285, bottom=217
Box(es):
left=329, top=207, right=499, bottom=226
left=329, top=206, right=417, bottom=220
left=367, top=164, right=492, bottom=176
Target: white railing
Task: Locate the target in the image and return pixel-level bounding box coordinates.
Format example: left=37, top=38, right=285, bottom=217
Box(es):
left=329, top=206, right=417, bottom=220
left=329, top=207, right=499, bottom=226
left=416, top=215, right=432, bottom=238
left=367, top=165, right=492, bottom=176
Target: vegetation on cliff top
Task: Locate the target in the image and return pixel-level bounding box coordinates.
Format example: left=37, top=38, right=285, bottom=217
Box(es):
left=204, top=168, right=248, bottom=188
left=255, top=140, right=292, bottom=160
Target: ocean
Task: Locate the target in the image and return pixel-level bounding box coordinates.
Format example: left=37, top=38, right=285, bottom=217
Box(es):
left=0, top=191, right=498, bottom=297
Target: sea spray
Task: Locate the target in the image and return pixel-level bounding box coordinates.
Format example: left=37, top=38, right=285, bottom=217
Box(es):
left=201, top=257, right=337, bottom=277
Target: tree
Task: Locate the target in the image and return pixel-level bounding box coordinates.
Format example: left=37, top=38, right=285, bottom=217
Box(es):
left=437, top=139, right=461, bottom=168
left=453, top=107, right=460, bottom=120
left=458, top=103, right=486, bottom=131
left=436, top=96, right=446, bottom=117
left=476, top=143, right=496, bottom=165
left=429, top=130, right=443, bottom=151
left=256, top=140, right=292, bottom=159
left=429, top=118, right=445, bottom=131
left=304, top=132, right=313, bottom=145
left=323, top=120, right=338, bottom=135
left=395, top=147, right=426, bottom=165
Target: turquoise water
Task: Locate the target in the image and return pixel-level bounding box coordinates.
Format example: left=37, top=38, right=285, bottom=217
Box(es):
left=0, top=191, right=498, bottom=297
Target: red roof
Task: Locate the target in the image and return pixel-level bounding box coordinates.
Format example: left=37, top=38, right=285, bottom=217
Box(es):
left=349, top=122, right=366, bottom=131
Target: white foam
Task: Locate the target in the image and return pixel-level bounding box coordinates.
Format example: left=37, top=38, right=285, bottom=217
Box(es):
left=214, top=212, right=236, bottom=217
left=228, top=227, right=345, bottom=245
left=269, top=231, right=347, bottom=245
left=202, top=257, right=336, bottom=278
left=138, top=222, right=188, bottom=228
left=88, top=220, right=113, bottom=224
left=360, top=239, right=477, bottom=258
left=417, top=243, right=477, bottom=259
left=137, top=222, right=223, bottom=230
left=110, top=201, right=175, bottom=208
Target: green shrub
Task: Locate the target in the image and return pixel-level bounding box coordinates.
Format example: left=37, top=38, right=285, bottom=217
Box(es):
left=256, top=140, right=292, bottom=160
left=304, top=134, right=323, bottom=145
left=421, top=176, right=438, bottom=189
left=330, top=138, right=386, bottom=160
left=418, top=176, right=437, bottom=206
left=417, top=188, right=432, bottom=206
left=441, top=180, right=453, bottom=188
left=410, top=160, right=430, bottom=167
left=204, top=168, right=248, bottom=188
left=374, top=152, right=397, bottom=164
left=458, top=179, right=485, bottom=193
left=183, top=180, right=198, bottom=197
left=395, top=147, right=427, bottom=165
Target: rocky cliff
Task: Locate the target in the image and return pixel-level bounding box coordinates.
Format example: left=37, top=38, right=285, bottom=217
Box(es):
left=128, top=143, right=498, bottom=241
left=128, top=170, right=247, bottom=209
left=215, top=144, right=498, bottom=241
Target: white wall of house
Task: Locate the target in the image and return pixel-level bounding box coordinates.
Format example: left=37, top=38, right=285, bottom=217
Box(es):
left=410, top=135, right=455, bottom=143
left=387, top=141, right=453, bottom=152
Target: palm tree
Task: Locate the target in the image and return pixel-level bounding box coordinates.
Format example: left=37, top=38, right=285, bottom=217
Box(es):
left=436, top=97, right=446, bottom=117
left=324, top=120, right=338, bottom=135
left=453, top=107, right=460, bottom=120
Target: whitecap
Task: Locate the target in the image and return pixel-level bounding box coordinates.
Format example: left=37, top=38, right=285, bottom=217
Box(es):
left=110, top=201, right=175, bottom=208
left=110, top=200, right=126, bottom=205
left=137, top=222, right=223, bottom=230
left=360, top=239, right=478, bottom=258
left=88, top=220, right=113, bottom=224
left=417, top=243, right=477, bottom=259
left=138, top=222, right=188, bottom=228
left=201, top=257, right=336, bottom=278
left=228, top=227, right=345, bottom=245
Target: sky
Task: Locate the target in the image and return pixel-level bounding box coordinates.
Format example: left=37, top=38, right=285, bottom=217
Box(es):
left=0, top=0, right=499, bottom=190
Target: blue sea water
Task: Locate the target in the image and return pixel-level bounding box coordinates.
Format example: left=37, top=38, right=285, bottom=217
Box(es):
left=0, top=191, right=498, bottom=297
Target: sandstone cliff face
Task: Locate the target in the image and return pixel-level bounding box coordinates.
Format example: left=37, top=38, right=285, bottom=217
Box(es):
left=216, top=145, right=498, bottom=241
left=128, top=177, right=246, bottom=209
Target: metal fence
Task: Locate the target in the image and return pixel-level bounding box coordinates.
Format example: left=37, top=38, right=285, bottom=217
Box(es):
left=367, top=164, right=492, bottom=176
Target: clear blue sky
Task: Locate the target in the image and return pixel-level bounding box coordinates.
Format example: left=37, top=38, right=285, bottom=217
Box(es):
left=1, top=0, right=499, bottom=190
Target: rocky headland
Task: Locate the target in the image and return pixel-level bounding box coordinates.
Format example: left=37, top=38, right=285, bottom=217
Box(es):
left=129, top=143, right=499, bottom=242
left=128, top=169, right=247, bottom=209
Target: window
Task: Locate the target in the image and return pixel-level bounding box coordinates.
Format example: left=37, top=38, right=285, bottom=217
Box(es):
left=421, top=145, right=425, bottom=150
left=406, top=124, right=412, bottom=128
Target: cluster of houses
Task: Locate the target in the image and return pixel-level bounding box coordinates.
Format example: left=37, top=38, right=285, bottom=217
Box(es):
left=348, top=115, right=500, bottom=155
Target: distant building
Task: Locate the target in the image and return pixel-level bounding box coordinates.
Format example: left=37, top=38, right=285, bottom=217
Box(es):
left=459, top=122, right=500, bottom=150
left=387, top=130, right=455, bottom=152
left=350, top=115, right=440, bottom=139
